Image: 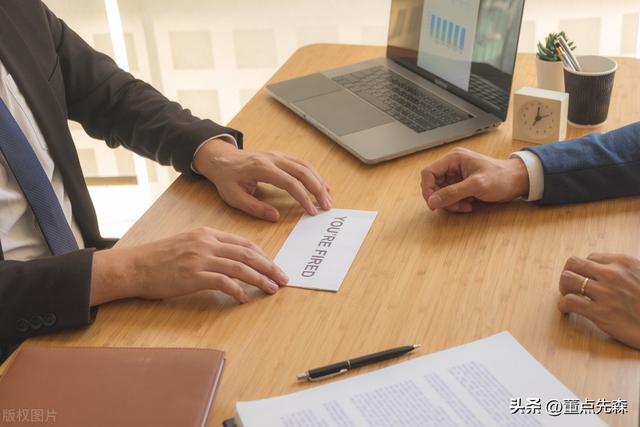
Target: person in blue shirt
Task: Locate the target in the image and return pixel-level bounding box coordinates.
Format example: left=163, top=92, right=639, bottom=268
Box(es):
left=420, top=121, right=640, bottom=349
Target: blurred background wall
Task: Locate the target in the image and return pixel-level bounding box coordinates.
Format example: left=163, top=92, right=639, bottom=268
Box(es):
left=41, top=0, right=640, bottom=237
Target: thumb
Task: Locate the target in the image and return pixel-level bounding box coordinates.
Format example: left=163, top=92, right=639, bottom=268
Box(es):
left=222, top=187, right=280, bottom=222
left=428, top=177, right=480, bottom=209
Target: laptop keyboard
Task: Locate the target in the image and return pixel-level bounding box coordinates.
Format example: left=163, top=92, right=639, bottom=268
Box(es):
left=333, top=66, right=470, bottom=133
left=468, top=74, right=509, bottom=112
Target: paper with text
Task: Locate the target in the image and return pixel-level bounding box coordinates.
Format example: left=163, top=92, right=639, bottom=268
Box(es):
left=274, top=209, right=377, bottom=292
left=235, top=332, right=607, bottom=427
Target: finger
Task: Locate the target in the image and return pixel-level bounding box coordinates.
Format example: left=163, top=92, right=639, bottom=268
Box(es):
left=276, top=157, right=332, bottom=211
left=443, top=199, right=474, bottom=213
left=214, top=242, right=288, bottom=286
left=282, top=154, right=332, bottom=194
left=213, top=230, right=268, bottom=258
left=564, top=256, right=611, bottom=282
left=257, top=165, right=318, bottom=216
left=557, top=293, right=595, bottom=320
left=200, top=272, right=249, bottom=304
left=421, top=172, right=440, bottom=207
left=222, top=186, right=280, bottom=222
left=206, top=257, right=280, bottom=295
left=586, top=253, right=624, bottom=264
left=427, top=176, right=481, bottom=210
left=559, top=270, right=606, bottom=301
left=420, top=157, right=458, bottom=197
left=421, top=151, right=463, bottom=183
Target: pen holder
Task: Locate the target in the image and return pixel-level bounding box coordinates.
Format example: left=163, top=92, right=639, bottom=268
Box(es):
left=563, top=55, right=617, bottom=128
left=535, top=56, right=564, bottom=92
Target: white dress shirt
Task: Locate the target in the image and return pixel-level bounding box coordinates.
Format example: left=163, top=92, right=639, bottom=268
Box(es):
left=0, top=61, right=84, bottom=261
left=0, top=59, right=238, bottom=262
left=511, top=151, right=545, bottom=201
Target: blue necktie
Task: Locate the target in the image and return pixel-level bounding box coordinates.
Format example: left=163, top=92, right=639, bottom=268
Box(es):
left=0, top=98, right=78, bottom=255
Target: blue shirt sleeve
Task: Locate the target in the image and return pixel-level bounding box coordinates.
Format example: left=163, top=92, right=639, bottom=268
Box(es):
left=523, top=121, right=640, bottom=205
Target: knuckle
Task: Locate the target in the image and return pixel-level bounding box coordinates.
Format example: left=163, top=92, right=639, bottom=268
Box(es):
left=601, top=267, right=621, bottom=282
left=290, top=180, right=306, bottom=195
left=450, top=147, right=468, bottom=155
left=242, top=248, right=258, bottom=263
left=210, top=274, right=231, bottom=292
left=295, top=157, right=312, bottom=168
left=299, top=168, right=315, bottom=183
left=621, top=255, right=639, bottom=269
left=193, top=242, right=211, bottom=255
left=249, top=154, right=269, bottom=169
left=564, top=256, right=579, bottom=269
left=179, top=256, right=202, bottom=277
left=187, top=229, right=203, bottom=241
left=195, top=226, right=211, bottom=235
left=470, top=175, right=489, bottom=191
left=191, top=227, right=215, bottom=243
left=558, top=274, right=571, bottom=291
left=558, top=297, right=572, bottom=312
left=269, top=266, right=281, bottom=279
left=560, top=270, right=574, bottom=280
left=420, top=168, right=430, bottom=180
left=229, top=261, right=246, bottom=277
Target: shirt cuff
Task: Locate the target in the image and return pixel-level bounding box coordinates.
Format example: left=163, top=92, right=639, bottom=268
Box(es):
left=190, top=133, right=238, bottom=174
left=510, top=151, right=544, bottom=202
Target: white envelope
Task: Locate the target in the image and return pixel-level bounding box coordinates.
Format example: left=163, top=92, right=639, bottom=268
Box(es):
left=274, top=209, right=377, bottom=292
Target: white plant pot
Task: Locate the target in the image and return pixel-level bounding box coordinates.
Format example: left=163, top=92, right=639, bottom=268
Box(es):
left=535, top=56, right=565, bottom=92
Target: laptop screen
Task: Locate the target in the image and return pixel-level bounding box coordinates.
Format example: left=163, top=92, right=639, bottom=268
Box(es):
left=386, top=0, right=525, bottom=121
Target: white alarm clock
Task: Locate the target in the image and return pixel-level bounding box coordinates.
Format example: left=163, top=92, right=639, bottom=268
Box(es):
left=512, top=87, right=569, bottom=144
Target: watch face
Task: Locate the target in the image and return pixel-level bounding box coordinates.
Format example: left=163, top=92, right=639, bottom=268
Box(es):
left=517, top=100, right=556, bottom=140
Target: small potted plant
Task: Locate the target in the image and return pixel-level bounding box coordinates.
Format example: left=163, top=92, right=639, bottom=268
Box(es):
left=536, top=31, right=576, bottom=91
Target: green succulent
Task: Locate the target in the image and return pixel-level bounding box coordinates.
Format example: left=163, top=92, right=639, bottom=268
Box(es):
left=537, top=31, right=576, bottom=62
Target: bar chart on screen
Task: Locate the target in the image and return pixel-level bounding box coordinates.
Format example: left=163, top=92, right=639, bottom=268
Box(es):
left=418, top=0, right=480, bottom=90
left=429, top=14, right=467, bottom=53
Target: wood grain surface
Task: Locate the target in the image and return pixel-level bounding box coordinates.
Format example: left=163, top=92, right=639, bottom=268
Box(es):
left=14, top=45, right=640, bottom=426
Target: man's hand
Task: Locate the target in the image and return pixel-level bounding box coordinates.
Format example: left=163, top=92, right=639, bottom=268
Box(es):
left=420, top=147, right=529, bottom=212
left=193, top=139, right=332, bottom=222
left=90, top=227, right=288, bottom=306
left=558, top=253, right=640, bottom=349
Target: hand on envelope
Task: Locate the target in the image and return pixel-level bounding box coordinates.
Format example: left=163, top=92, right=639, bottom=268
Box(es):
left=91, top=228, right=289, bottom=305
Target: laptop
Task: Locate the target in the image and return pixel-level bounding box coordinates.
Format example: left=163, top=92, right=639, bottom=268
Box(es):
left=267, top=0, right=525, bottom=164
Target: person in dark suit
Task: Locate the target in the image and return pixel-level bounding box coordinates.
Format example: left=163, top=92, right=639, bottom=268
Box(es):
left=420, top=121, right=640, bottom=349
left=0, top=1, right=333, bottom=360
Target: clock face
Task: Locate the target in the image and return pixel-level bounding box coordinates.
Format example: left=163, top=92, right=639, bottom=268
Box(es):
left=517, top=100, right=556, bottom=140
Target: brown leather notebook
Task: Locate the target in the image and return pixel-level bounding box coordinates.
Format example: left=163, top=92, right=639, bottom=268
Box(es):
left=0, top=345, right=225, bottom=427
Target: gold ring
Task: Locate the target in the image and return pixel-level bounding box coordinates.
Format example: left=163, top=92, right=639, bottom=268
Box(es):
left=580, top=277, right=590, bottom=296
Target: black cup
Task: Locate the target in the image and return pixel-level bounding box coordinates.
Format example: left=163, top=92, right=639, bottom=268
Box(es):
left=563, top=55, right=617, bottom=127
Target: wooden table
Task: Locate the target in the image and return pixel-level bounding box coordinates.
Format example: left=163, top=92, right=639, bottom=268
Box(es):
left=21, top=45, right=640, bottom=425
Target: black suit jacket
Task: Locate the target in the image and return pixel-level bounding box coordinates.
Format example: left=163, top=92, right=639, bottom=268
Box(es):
left=0, top=1, right=242, bottom=360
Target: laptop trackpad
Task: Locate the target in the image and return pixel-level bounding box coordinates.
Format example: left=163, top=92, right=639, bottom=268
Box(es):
left=294, top=90, right=394, bottom=136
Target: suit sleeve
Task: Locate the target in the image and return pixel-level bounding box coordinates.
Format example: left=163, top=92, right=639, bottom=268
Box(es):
left=0, top=249, right=97, bottom=356
left=42, top=4, right=243, bottom=178
left=523, top=121, right=640, bottom=205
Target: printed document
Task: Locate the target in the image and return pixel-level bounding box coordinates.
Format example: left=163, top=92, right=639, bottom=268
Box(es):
left=235, top=332, right=607, bottom=427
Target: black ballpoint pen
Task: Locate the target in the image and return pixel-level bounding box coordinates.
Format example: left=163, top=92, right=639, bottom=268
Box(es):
left=296, top=344, right=421, bottom=381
